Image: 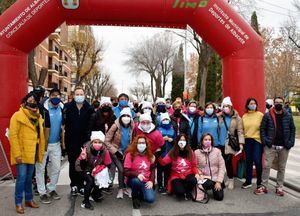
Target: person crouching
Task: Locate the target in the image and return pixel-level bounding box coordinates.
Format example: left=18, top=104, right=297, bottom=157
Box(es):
left=75, top=131, right=112, bottom=210
left=124, top=135, right=156, bottom=209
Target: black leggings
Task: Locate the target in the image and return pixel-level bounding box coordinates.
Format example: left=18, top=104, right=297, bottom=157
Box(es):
left=202, top=179, right=224, bottom=201
left=171, top=174, right=197, bottom=198
left=81, top=172, right=102, bottom=202
left=217, top=146, right=233, bottom=179
left=157, top=163, right=171, bottom=188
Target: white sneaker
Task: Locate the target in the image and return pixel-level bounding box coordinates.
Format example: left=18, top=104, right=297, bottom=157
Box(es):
left=124, top=187, right=132, bottom=198
left=116, top=189, right=123, bottom=199
left=227, top=179, right=234, bottom=190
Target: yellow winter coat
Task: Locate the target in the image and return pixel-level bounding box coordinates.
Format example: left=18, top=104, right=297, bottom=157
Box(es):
left=9, top=107, right=46, bottom=165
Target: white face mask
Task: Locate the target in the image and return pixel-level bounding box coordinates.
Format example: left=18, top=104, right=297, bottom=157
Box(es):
left=141, top=124, right=151, bottom=132
left=161, top=119, right=170, bottom=125
left=137, top=143, right=147, bottom=153
left=121, top=116, right=131, bottom=125
left=189, top=107, right=197, bottom=113
left=166, top=103, right=171, bottom=108
left=143, top=108, right=152, bottom=114
left=178, top=141, right=187, bottom=149
left=74, top=95, right=85, bottom=104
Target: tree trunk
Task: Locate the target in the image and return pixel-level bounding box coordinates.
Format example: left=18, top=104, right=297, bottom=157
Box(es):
left=156, top=74, right=163, bottom=98
left=38, top=67, right=48, bottom=86
left=199, top=66, right=208, bottom=107
left=28, top=50, right=38, bottom=88
left=150, top=75, right=155, bottom=101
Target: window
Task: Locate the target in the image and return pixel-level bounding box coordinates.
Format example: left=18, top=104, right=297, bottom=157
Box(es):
left=64, top=56, right=68, bottom=62
left=39, top=50, right=42, bottom=60
left=64, top=87, right=68, bottom=92
left=54, top=64, right=59, bottom=71
left=55, top=46, right=59, bottom=54
left=64, top=71, right=68, bottom=77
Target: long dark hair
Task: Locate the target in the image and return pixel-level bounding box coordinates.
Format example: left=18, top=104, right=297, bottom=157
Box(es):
left=199, top=133, right=215, bottom=150
left=169, top=133, right=193, bottom=162
left=245, top=97, right=258, bottom=112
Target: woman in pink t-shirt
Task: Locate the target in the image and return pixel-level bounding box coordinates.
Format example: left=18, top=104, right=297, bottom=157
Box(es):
left=158, top=134, right=199, bottom=200
left=124, top=135, right=156, bottom=209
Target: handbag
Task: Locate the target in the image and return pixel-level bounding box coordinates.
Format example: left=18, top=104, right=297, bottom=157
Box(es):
left=223, top=117, right=240, bottom=152
left=192, top=182, right=209, bottom=203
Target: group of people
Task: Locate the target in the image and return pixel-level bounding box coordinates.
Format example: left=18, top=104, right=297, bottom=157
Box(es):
left=8, top=86, right=296, bottom=214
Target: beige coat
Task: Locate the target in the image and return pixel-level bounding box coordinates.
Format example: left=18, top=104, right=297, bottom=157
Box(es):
left=219, top=110, right=245, bottom=155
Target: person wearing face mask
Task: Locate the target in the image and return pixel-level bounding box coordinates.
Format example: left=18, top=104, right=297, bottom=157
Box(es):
left=218, top=96, right=244, bottom=190
left=195, top=133, right=226, bottom=201
left=155, top=97, right=167, bottom=126
left=185, top=100, right=200, bottom=150
left=141, top=101, right=156, bottom=123
left=241, top=98, right=264, bottom=190
left=112, top=93, right=136, bottom=118
left=258, top=97, right=295, bottom=196
left=35, top=88, right=65, bottom=204
left=197, top=102, right=220, bottom=151
left=105, top=108, right=135, bottom=199
left=157, top=112, right=176, bottom=194
left=171, top=101, right=191, bottom=140
left=165, top=98, right=174, bottom=115
left=124, top=135, right=156, bottom=210
left=9, top=92, right=46, bottom=214
left=75, top=131, right=112, bottom=210
left=158, top=134, right=198, bottom=200
left=88, top=97, right=116, bottom=136
left=64, top=87, right=94, bottom=196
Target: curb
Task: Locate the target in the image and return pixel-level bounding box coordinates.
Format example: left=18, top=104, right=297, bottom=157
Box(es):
left=270, top=176, right=300, bottom=193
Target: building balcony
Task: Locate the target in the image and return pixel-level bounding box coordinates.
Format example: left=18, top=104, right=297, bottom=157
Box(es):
left=48, top=49, right=59, bottom=57
left=49, top=31, right=60, bottom=41
left=48, top=64, right=59, bottom=74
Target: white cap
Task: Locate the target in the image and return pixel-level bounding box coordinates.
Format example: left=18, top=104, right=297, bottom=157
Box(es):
left=160, top=112, right=170, bottom=122
left=139, top=113, right=152, bottom=122
left=266, top=99, right=274, bottom=106
left=221, top=96, right=233, bottom=108
left=90, top=131, right=105, bottom=142
left=100, top=97, right=112, bottom=106
left=155, top=97, right=166, bottom=105
left=120, top=107, right=132, bottom=117
left=142, top=101, right=153, bottom=110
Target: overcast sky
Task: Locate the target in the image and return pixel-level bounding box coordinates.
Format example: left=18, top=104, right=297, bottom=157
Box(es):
left=92, top=0, right=299, bottom=99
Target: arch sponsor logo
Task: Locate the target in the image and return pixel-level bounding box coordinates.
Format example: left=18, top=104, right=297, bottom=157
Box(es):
left=173, top=0, right=208, bottom=9
left=62, top=0, right=79, bottom=9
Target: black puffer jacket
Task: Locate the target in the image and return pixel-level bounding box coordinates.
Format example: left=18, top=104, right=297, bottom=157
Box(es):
left=260, top=108, right=295, bottom=149
left=87, top=108, right=116, bottom=136
left=170, top=113, right=191, bottom=140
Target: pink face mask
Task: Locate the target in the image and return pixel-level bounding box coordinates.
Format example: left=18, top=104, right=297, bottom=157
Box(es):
left=93, top=143, right=102, bottom=151
left=202, top=140, right=212, bottom=149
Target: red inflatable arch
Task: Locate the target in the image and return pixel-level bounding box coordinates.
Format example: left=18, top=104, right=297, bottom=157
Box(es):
left=0, top=0, right=264, bottom=161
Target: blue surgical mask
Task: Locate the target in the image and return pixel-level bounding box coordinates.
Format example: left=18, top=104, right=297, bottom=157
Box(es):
left=74, top=95, right=85, bottom=104
left=50, top=97, right=61, bottom=106
left=205, top=108, right=214, bottom=116
left=157, top=104, right=166, bottom=112
left=248, top=104, right=257, bottom=111
left=119, top=100, right=128, bottom=107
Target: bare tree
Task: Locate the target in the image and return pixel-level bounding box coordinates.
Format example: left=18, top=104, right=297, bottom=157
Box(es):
left=68, top=26, right=104, bottom=86
left=125, top=32, right=175, bottom=101
left=227, top=0, right=258, bottom=21
left=129, top=81, right=151, bottom=101
left=84, top=68, right=116, bottom=99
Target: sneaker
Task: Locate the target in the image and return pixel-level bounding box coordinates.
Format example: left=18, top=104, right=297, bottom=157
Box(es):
left=185, top=192, right=193, bottom=201
left=124, top=188, right=132, bottom=198
left=254, top=185, right=268, bottom=195
left=276, top=188, right=284, bottom=197
left=242, top=182, right=252, bottom=189
left=40, top=194, right=51, bottom=204
left=116, top=189, right=123, bottom=199
left=102, top=187, right=113, bottom=195
left=79, top=188, right=84, bottom=197
left=81, top=201, right=94, bottom=210
left=49, top=190, right=61, bottom=200
left=71, top=186, right=78, bottom=196
left=227, top=179, right=234, bottom=190
left=91, top=193, right=104, bottom=202
left=158, top=186, right=167, bottom=194
left=132, top=198, right=141, bottom=209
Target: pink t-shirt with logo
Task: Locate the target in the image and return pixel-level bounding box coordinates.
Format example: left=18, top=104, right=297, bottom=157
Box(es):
left=124, top=153, right=152, bottom=182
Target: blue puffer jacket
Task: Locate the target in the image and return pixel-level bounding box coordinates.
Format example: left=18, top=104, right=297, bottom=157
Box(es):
left=260, top=108, right=295, bottom=149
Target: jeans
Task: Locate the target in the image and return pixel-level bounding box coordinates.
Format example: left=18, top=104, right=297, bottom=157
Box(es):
left=128, top=178, right=155, bottom=203
left=262, top=146, right=289, bottom=189
left=36, top=142, right=61, bottom=195
left=15, top=164, right=35, bottom=205
left=245, top=139, right=263, bottom=186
